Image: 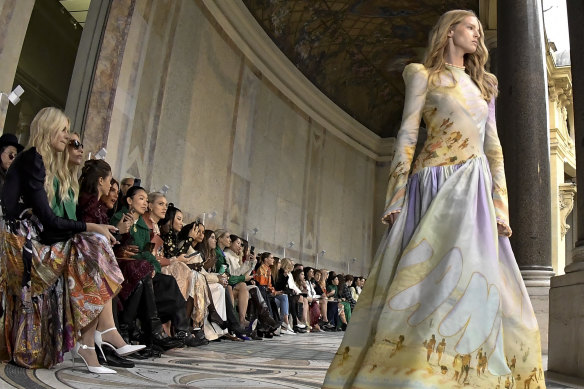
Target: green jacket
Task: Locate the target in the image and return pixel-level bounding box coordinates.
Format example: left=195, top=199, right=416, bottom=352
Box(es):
left=215, top=247, right=245, bottom=285
left=111, top=207, right=161, bottom=273
left=51, top=177, right=77, bottom=220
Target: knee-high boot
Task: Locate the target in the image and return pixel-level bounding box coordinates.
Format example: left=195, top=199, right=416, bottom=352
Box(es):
left=249, top=287, right=277, bottom=331
left=119, top=281, right=144, bottom=343
left=141, top=276, right=183, bottom=350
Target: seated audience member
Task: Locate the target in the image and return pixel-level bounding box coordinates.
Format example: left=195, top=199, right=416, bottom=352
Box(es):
left=196, top=229, right=251, bottom=340
left=180, top=222, right=229, bottom=340
left=292, top=268, right=311, bottom=331
left=67, top=132, right=83, bottom=171
left=150, top=201, right=206, bottom=346
left=115, top=177, right=134, bottom=213
left=0, top=133, right=24, bottom=196
left=119, top=177, right=134, bottom=196
left=303, top=267, right=323, bottom=332
left=1, top=107, right=139, bottom=372
left=224, top=234, right=257, bottom=280
left=214, top=230, right=251, bottom=328
left=343, top=275, right=358, bottom=309
left=270, top=257, right=294, bottom=334
left=215, top=230, right=277, bottom=337
left=327, top=273, right=349, bottom=330
left=254, top=252, right=294, bottom=335
left=110, top=186, right=185, bottom=351
left=313, top=269, right=334, bottom=330
left=153, top=202, right=192, bottom=297
left=77, top=159, right=144, bottom=368
left=274, top=258, right=306, bottom=333
left=350, top=276, right=361, bottom=301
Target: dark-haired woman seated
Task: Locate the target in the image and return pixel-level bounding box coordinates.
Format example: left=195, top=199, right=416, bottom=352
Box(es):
left=144, top=199, right=206, bottom=347
left=110, top=186, right=184, bottom=351
left=0, top=107, right=139, bottom=372
left=77, top=159, right=147, bottom=368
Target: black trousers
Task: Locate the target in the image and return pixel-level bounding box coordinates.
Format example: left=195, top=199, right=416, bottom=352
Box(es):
left=152, top=272, right=190, bottom=333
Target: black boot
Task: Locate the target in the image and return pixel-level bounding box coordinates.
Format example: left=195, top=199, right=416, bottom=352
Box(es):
left=119, top=281, right=144, bottom=344
left=142, top=276, right=184, bottom=350
left=249, top=287, right=277, bottom=330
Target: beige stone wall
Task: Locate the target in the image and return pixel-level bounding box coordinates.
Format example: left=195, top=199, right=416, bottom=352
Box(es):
left=0, top=0, right=34, bottom=133
left=96, top=0, right=383, bottom=275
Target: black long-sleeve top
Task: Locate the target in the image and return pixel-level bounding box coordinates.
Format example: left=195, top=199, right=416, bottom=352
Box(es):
left=2, top=148, right=86, bottom=240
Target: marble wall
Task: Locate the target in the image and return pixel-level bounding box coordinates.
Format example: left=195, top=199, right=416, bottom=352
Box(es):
left=90, top=0, right=383, bottom=275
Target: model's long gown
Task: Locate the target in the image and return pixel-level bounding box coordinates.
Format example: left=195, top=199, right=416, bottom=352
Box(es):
left=323, top=63, right=545, bottom=389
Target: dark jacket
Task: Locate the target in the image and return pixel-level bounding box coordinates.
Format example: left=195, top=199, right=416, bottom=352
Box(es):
left=2, top=148, right=85, bottom=243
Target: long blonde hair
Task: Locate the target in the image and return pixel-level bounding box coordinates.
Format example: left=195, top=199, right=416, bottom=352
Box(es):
left=27, top=107, right=73, bottom=205
left=423, top=9, right=498, bottom=101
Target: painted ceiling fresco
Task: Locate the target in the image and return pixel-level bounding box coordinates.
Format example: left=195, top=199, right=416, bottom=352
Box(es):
left=242, top=0, right=480, bottom=138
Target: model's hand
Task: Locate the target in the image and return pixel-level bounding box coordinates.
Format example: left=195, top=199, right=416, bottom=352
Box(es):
left=244, top=274, right=253, bottom=282
left=388, top=212, right=399, bottom=225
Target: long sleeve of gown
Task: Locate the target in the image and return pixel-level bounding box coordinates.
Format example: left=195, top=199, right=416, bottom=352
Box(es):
left=382, top=63, right=428, bottom=223
left=484, top=98, right=512, bottom=236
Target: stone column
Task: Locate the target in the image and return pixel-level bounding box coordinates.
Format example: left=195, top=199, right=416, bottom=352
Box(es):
left=548, top=0, right=584, bottom=380
left=0, top=0, right=35, bottom=132
left=497, top=0, right=553, bottom=353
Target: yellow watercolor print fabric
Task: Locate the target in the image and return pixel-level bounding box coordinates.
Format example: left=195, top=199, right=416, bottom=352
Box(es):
left=324, top=64, right=545, bottom=389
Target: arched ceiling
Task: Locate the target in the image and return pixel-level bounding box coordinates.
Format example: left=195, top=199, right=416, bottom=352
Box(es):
left=242, top=0, right=479, bottom=138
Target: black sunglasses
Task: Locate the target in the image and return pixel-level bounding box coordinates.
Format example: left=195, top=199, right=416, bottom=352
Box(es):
left=69, top=139, right=83, bottom=150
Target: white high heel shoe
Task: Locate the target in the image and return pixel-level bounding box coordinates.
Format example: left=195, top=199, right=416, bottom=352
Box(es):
left=94, top=327, right=146, bottom=358
left=72, top=342, right=117, bottom=374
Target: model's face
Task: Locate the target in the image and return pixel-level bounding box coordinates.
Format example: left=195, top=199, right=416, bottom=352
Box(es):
left=1, top=145, right=17, bottom=170
left=229, top=238, right=242, bottom=254
left=51, top=125, right=69, bottom=152
left=208, top=233, right=217, bottom=249
left=449, top=16, right=480, bottom=54
left=308, top=269, right=314, bottom=279
left=101, top=183, right=119, bottom=209
left=128, top=190, right=148, bottom=215
left=67, top=134, right=84, bottom=166
left=314, top=272, right=321, bottom=282
left=97, top=172, right=113, bottom=198
left=173, top=211, right=184, bottom=231
left=333, top=277, right=339, bottom=285
left=150, top=196, right=168, bottom=220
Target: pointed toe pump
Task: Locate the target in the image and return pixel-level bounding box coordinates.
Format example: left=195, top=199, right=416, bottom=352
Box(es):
left=94, top=327, right=146, bottom=357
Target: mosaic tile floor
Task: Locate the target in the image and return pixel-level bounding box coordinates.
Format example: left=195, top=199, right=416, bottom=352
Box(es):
left=0, top=332, right=582, bottom=388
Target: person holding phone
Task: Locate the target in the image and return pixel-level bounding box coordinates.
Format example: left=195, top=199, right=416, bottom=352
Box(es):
left=110, top=187, right=184, bottom=351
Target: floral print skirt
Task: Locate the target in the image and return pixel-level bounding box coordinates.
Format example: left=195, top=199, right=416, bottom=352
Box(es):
left=0, top=218, right=123, bottom=368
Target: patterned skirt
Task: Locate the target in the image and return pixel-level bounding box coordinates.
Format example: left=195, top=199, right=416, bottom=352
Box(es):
left=0, top=218, right=123, bottom=368
left=323, top=156, right=546, bottom=388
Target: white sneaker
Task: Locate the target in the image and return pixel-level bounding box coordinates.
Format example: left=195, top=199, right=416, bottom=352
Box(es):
left=286, top=323, right=294, bottom=332
left=296, top=323, right=306, bottom=329
left=282, top=328, right=296, bottom=335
